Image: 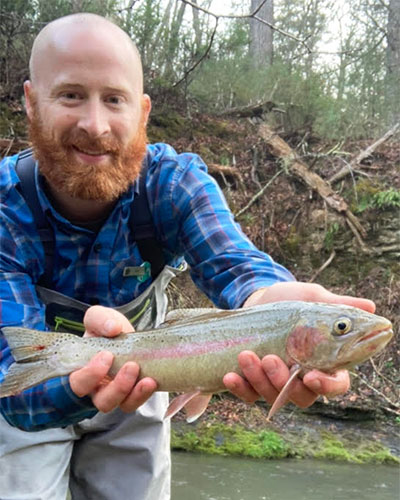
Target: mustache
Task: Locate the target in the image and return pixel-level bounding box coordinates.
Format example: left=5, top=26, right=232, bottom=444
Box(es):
left=60, top=129, right=122, bottom=154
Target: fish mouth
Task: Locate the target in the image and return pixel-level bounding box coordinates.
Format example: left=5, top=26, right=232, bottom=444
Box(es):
left=336, top=323, right=393, bottom=370
left=355, top=324, right=393, bottom=346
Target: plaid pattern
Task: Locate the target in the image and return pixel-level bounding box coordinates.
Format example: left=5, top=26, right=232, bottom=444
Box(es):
left=0, top=142, right=294, bottom=430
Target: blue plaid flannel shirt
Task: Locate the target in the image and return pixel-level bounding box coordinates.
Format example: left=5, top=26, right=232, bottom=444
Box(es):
left=0, top=142, right=294, bottom=431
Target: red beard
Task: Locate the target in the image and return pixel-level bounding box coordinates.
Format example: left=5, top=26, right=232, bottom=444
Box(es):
left=27, top=98, right=148, bottom=202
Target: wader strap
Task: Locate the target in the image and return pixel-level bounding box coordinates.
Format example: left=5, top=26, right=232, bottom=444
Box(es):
left=130, top=152, right=165, bottom=279
left=15, top=149, right=54, bottom=288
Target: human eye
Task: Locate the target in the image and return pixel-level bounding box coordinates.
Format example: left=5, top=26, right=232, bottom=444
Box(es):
left=58, top=91, right=83, bottom=104
left=105, top=94, right=126, bottom=107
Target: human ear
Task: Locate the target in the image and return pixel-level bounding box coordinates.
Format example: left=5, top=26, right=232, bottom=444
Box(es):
left=23, top=81, right=34, bottom=121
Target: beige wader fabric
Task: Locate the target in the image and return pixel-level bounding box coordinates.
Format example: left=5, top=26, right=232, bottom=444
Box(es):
left=0, top=265, right=184, bottom=500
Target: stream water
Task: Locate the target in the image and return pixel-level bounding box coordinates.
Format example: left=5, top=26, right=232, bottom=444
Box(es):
left=171, top=452, right=399, bottom=500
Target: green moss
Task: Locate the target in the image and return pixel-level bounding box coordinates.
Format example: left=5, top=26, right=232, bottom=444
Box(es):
left=171, top=423, right=289, bottom=459
left=314, top=435, right=356, bottom=462
left=148, top=109, right=189, bottom=142
left=281, top=226, right=303, bottom=258
left=171, top=424, right=399, bottom=465
left=313, top=433, right=399, bottom=465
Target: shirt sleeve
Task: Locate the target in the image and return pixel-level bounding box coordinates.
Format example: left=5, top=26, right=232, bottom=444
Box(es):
left=150, top=146, right=296, bottom=309
left=0, top=159, right=97, bottom=431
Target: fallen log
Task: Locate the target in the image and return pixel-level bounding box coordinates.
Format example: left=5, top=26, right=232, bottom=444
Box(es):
left=219, top=100, right=276, bottom=119
left=257, top=123, right=368, bottom=243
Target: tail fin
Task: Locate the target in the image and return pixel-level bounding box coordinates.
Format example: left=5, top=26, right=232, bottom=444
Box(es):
left=0, top=327, right=73, bottom=397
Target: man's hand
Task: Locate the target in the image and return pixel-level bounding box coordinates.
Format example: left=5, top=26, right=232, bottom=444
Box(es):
left=223, top=282, right=376, bottom=410
left=69, top=306, right=157, bottom=413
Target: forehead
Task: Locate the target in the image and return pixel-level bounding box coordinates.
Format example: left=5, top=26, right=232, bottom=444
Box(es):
left=32, top=23, right=142, bottom=93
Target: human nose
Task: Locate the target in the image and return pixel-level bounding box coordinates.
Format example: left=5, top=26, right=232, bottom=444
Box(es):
left=77, top=99, right=111, bottom=138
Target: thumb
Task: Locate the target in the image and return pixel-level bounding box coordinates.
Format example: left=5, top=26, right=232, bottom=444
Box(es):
left=83, top=305, right=134, bottom=338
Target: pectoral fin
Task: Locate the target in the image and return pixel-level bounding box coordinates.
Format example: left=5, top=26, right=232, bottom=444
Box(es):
left=267, top=364, right=302, bottom=421
left=165, top=391, right=212, bottom=422
left=184, top=393, right=212, bottom=423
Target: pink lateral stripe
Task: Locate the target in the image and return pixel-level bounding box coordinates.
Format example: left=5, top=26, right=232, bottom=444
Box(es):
left=134, top=335, right=258, bottom=361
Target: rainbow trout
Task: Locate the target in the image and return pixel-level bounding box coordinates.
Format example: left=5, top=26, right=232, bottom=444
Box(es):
left=0, top=301, right=393, bottom=421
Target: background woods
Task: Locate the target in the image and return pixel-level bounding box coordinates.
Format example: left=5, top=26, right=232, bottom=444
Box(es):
left=0, top=1, right=399, bottom=424
left=0, top=0, right=399, bottom=136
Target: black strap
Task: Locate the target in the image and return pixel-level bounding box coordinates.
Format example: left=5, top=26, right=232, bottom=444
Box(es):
left=130, top=152, right=165, bottom=279
left=15, top=149, right=54, bottom=288
left=15, top=148, right=165, bottom=286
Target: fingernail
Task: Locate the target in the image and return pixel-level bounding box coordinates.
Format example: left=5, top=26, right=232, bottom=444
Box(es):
left=240, top=352, right=254, bottom=370
left=264, top=357, right=278, bottom=376
left=123, top=364, right=137, bottom=381
left=99, top=352, right=112, bottom=366
left=104, top=319, right=116, bottom=334
left=307, top=379, right=321, bottom=392
left=139, top=384, right=149, bottom=395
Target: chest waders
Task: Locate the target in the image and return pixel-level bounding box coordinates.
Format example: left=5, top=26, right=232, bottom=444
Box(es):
left=0, top=150, right=185, bottom=500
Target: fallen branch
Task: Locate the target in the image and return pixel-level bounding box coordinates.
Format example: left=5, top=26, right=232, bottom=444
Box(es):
left=308, top=250, right=336, bottom=283
left=350, top=370, right=400, bottom=415
left=329, top=122, right=400, bottom=184
left=235, top=169, right=284, bottom=218
left=257, top=124, right=368, bottom=240
left=208, top=163, right=243, bottom=188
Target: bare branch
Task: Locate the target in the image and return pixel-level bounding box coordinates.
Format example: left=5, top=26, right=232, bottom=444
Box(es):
left=350, top=370, right=400, bottom=413
left=179, top=0, right=312, bottom=52
left=308, top=250, right=336, bottom=283
left=180, top=0, right=269, bottom=19
left=172, top=17, right=219, bottom=88
left=234, top=169, right=284, bottom=218
left=329, top=122, right=400, bottom=184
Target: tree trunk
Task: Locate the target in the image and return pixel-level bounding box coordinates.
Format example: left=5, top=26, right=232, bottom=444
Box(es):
left=249, top=0, right=274, bottom=67
left=386, top=0, right=400, bottom=125
left=191, top=0, right=202, bottom=52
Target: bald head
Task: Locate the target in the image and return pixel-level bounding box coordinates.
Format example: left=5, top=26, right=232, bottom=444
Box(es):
left=29, top=13, right=143, bottom=90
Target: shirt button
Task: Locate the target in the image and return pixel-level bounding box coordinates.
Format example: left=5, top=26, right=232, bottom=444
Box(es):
left=93, top=243, right=102, bottom=253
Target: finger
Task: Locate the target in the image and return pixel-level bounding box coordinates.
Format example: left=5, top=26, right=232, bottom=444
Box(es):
left=91, top=362, right=141, bottom=413
left=244, top=282, right=376, bottom=313
left=238, top=351, right=282, bottom=404
left=328, top=296, right=375, bottom=313
left=119, top=377, right=158, bottom=413
left=84, top=305, right=134, bottom=337
left=303, top=369, right=350, bottom=398
left=223, top=372, right=260, bottom=404
left=223, top=351, right=281, bottom=404
left=69, top=351, right=114, bottom=397
left=261, top=355, right=317, bottom=408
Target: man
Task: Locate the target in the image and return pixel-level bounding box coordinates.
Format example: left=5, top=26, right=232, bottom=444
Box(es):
left=0, top=12, right=375, bottom=500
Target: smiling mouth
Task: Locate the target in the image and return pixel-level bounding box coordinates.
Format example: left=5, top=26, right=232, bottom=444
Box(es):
left=73, top=146, right=108, bottom=156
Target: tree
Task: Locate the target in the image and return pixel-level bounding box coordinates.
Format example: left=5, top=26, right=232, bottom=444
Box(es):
left=249, top=0, right=274, bottom=67
left=386, top=0, right=400, bottom=125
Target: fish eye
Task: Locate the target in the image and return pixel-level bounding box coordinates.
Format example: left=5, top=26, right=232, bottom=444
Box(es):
left=333, top=317, right=352, bottom=335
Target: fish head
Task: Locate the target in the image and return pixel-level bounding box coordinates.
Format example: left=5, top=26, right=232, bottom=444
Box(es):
left=285, top=303, right=393, bottom=372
